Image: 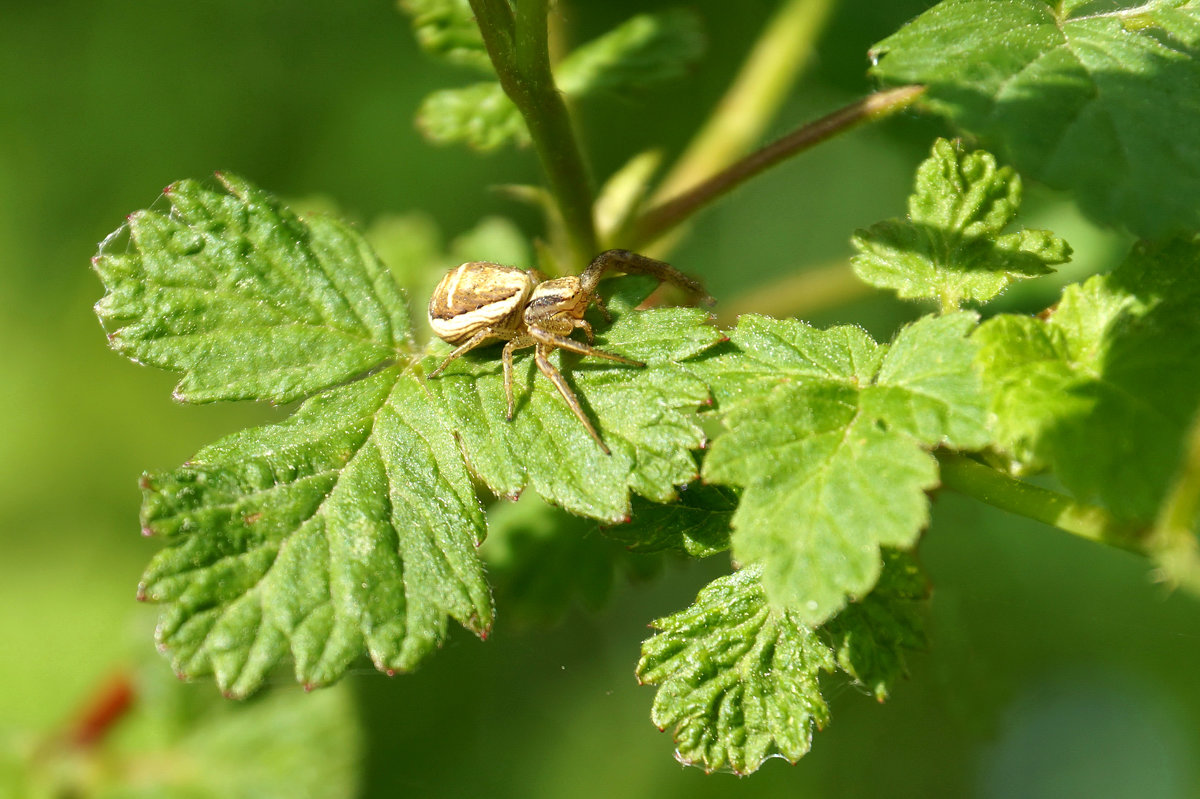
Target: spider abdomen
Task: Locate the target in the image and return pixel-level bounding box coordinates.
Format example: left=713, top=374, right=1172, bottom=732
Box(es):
left=428, top=262, right=535, bottom=344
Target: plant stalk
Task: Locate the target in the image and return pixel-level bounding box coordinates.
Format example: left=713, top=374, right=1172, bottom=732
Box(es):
left=631, top=85, right=926, bottom=248
left=469, top=0, right=598, bottom=268
left=936, top=452, right=1146, bottom=555
left=651, top=0, right=837, bottom=206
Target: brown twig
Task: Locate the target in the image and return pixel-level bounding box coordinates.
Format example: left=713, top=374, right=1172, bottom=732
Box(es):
left=630, top=85, right=926, bottom=248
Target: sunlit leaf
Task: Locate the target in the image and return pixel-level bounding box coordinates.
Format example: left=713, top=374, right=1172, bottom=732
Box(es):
left=637, top=565, right=834, bottom=774
left=976, top=235, right=1200, bottom=520
left=140, top=369, right=492, bottom=697
left=871, top=0, right=1200, bottom=237
left=93, top=174, right=408, bottom=404
left=696, top=312, right=986, bottom=624
left=852, top=138, right=1069, bottom=306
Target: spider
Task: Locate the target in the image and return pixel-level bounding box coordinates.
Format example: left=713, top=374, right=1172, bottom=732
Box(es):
left=426, top=249, right=710, bottom=454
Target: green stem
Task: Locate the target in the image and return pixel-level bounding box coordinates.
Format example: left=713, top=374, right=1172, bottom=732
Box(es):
left=650, top=0, right=837, bottom=206
left=630, top=85, right=926, bottom=249
left=936, top=452, right=1146, bottom=555
left=470, top=0, right=597, bottom=268
left=469, top=0, right=516, bottom=72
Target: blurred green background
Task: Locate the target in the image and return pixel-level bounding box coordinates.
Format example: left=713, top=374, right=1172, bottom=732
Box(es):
left=2, top=1, right=1198, bottom=797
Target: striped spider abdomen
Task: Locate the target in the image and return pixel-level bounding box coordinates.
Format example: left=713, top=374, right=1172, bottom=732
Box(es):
left=427, top=262, right=536, bottom=344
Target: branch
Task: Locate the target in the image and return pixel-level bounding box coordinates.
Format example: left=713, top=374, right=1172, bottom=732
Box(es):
left=470, top=0, right=598, bottom=268
left=936, top=452, right=1146, bottom=555
left=630, top=85, right=926, bottom=248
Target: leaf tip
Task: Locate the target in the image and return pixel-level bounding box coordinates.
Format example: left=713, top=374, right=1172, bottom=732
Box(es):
left=475, top=614, right=494, bottom=640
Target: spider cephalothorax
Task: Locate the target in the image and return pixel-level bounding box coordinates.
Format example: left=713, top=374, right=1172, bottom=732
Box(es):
left=427, top=249, right=709, bottom=454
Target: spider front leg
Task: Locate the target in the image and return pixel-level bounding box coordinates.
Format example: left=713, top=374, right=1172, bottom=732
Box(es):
left=534, top=343, right=611, bottom=455
left=579, top=249, right=711, bottom=302
left=530, top=326, right=644, bottom=367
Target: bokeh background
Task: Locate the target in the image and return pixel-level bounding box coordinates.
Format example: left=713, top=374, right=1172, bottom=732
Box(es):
left=3, top=1, right=1198, bottom=797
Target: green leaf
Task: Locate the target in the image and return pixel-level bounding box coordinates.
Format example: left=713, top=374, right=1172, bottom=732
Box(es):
left=416, top=82, right=530, bottom=151
left=423, top=278, right=725, bottom=523
left=139, top=367, right=492, bottom=697
left=820, top=549, right=928, bottom=701
left=413, top=9, right=706, bottom=152
left=398, top=0, right=493, bottom=73
left=638, top=554, right=929, bottom=773
left=697, top=311, right=987, bottom=624
left=604, top=483, right=736, bottom=558
left=637, top=564, right=835, bottom=774
left=482, top=494, right=660, bottom=626
left=93, top=173, right=409, bottom=404
left=97, top=178, right=724, bottom=695
left=976, top=236, right=1200, bottom=520
left=852, top=138, right=1070, bottom=306
left=556, top=9, right=706, bottom=96
left=870, top=0, right=1200, bottom=238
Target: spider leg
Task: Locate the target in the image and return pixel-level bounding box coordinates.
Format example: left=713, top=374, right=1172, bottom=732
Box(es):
left=502, top=336, right=535, bottom=420
left=579, top=249, right=711, bottom=303
left=428, top=328, right=497, bottom=378
left=530, top=327, right=645, bottom=367
left=574, top=317, right=595, bottom=343
left=535, top=343, right=611, bottom=455
left=592, top=295, right=611, bottom=322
